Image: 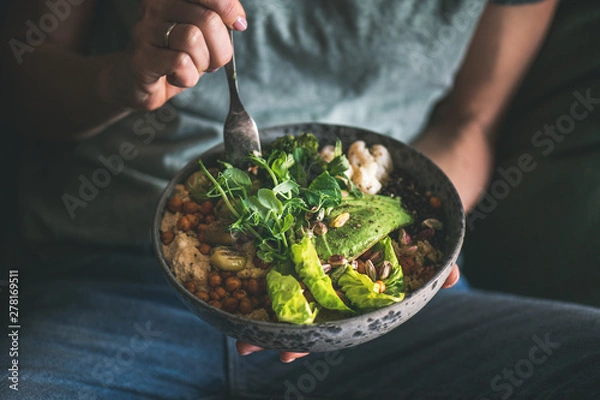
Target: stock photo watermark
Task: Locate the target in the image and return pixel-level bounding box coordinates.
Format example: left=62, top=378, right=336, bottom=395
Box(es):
left=6, top=270, right=20, bottom=392
left=76, top=321, right=163, bottom=400
left=467, top=88, right=600, bottom=230
left=61, top=103, right=178, bottom=219
left=408, top=0, right=484, bottom=72
left=480, top=333, right=561, bottom=400
left=283, top=351, right=343, bottom=400
left=8, top=0, right=88, bottom=65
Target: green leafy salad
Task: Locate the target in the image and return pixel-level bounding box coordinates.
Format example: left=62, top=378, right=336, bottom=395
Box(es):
left=180, top=134, right=419, bottom=324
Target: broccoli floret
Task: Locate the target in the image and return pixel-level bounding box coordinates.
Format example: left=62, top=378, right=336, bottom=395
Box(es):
left=269, top=134, right=297, bottom=155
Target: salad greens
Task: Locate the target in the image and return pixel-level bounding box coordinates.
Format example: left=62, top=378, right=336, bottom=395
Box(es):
left=291, top=237, right=352, bottom=312
left=267, top=269, right=318, bottom=324
left=338, top=267, right=404, bottom=310
left=194, top=133, right=414, bottom=324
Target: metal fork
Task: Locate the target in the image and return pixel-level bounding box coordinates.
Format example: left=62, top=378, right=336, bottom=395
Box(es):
left=223, top=29, right=261, bottom=168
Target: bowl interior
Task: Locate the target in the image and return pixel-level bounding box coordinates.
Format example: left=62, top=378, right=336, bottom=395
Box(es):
left=152, top=123, right=465, bottom=352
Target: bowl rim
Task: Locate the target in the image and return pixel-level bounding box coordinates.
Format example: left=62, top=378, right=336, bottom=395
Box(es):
left=151, top=122, right=466, bottom=330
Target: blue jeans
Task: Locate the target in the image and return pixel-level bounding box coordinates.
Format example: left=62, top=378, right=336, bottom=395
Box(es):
left=2, top=251, right=599, bottom=399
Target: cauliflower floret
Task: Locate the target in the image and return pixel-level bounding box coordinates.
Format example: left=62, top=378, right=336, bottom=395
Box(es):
left=319, top=145, right=353, bottom=179
left=370, top=144, right=393, bottom=182
left=319, top=145, right=336, bottom=163
left=163, top=232, right=210, bottom=290
left=347, top=141, right=394, bottom=195
left=351, top=161, right=382, bottom=195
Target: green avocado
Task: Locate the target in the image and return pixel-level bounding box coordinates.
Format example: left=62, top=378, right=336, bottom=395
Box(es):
left=313, top=195, right=413, bottom=261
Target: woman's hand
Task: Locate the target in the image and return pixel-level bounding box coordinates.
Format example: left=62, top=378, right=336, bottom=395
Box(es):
left=236, top=265, right=460, bottom=363
left=99, top=0, right=247, bottom=111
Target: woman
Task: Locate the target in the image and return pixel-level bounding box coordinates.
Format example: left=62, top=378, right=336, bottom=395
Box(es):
left=1, top=0, right=598, bottom=399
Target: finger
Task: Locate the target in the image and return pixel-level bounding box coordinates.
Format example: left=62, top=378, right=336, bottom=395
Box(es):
left=186, top=0, right=247, bottom=31
left=130, top=44, right=200, bottom=88
left=280, top=352, right=310, bottom=364
left=441, top=264, right=460, bottom=289
left=164, top=4, right=233, bottom=69
left=236, top=341, right=265, bottom=356
left=162, top=23, right=211, bottom=73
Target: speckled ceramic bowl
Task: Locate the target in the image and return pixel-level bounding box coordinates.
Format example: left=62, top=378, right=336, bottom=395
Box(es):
left=152, top=123, right=465, bottom=352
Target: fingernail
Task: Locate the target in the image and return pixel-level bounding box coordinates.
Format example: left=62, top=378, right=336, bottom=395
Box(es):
left=233, top=16, right=248, bottom=31
left=239, top=351, right=252, bottom=356
left=207, top=68, right=219, bottom=73
left=281, top=358, right=295, bottom=364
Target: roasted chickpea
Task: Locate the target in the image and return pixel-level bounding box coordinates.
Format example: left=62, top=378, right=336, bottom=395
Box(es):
left=184, top=281, right=196, bottom=293
left=222, top=297, right=239, bottom=313
left=183, top=200, right=200, bottom=214
left=246, top=278, right=260, bottom=295
left=220, top=271, right=235, bottom=279
left=186, top=214, right=200, bottom=229
left=232, top=289, right=247, bottom=300
left=199, top=243, right=212, bottom=256
left=209, top=287, right=226, bottom=300
left=249, top=296, right=261, bottom=308
left=195, top=291, right=210, bottom=302
left=200, top=201, right=214, bottom=216
left=239, top=298, right=253, bottom=314
left=208, top=300, right=222, bottom=309
left=208, top=273, right=222, bottom=288
left=261, top=294, right=272, bottom=308
left=167, top=197, right=183, bottom=213
left=160, top=231, right=175, bottom=245
left=177, top=216, right=192, bottom=232
left=197, top=231, right=206, bottom=243
left=224, top=276, right=242, bottom=292
left=204, top=214, right=216, bottom=224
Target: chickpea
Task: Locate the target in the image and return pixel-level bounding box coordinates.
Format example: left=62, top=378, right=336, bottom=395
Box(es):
left=257, top=277, right=266, bottom=293
left=208, top=273, right=222, bottom=288
left=262, top=294, right=272, bottom=308
left=197, top=223, right=209, bottom=232
left=232, top=289, right=247, bottom=300
left=208, top=300, right=222, bottom=309
left=199, top=243, right=212, bottom=256
left=249, top=296, right=261, bottom=308
left=195, top=291, right=210, bottom=302
left=224, top=276, right=242, bottom=292
left=204, top=214, right=216, bottom=224
left=167, top=196, right=183, bottom=213
left=200, top=201, right=214, bottom=216
left=246, top=278, right=260, bottom=295
left=222, top=297, right=239, bottom=313
left=183, top=200, right=200, bottom=214
left=209, top=287, right=226, bottom=300
left=186, top=214, right=200, bottom=229
left=177, top=216, right=192, bottom=232
left=239, top=298, right=253, bottom=314
left=221, top=271, right=235, bottom=279
left=160, top=231, right=175, bottom=245
left=197, top=231, right=206, bottom=243
left=184, top=281, right=196, bottom=293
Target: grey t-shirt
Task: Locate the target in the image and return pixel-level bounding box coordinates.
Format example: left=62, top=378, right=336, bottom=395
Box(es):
left=17, top=0, right=519, bottom=255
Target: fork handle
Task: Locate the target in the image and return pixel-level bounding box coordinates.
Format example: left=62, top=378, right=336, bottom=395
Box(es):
left=225, top=29, right=244, bottom=113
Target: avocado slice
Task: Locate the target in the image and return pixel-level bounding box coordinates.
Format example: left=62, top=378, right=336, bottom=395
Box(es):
left=313, top=195, right=414, bottom=261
